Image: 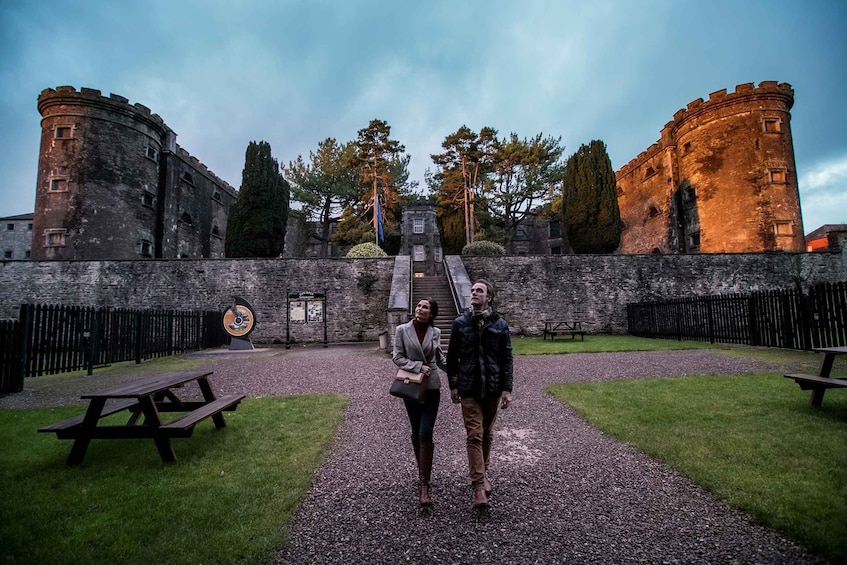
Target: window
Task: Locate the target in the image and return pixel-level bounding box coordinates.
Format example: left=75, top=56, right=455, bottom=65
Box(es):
left=644, top=166, right=656, bottom=179
left=774, top=221, right=793, bottom=236
left=688, top=231, right=701, bottom=249
left=769, top=169, right=787, bottom=184
left=763, top=118, right=781, bottom=133
left=413, top=245, right=425, bottom=262
left=25, top=250, right=30, bottom=259
left=142, top=192, right=155, bottom=208
left=27, top=223, right=33, bottom=231
left=211, top=225, right=221, bottom=238
left=145, top=144, right=159, bottom=162
left=180, top=212, right=193, bottom=225
left=212, top=190, right=222, bottom=203
left=54, top=126, right=73, bottom=139
left=3, top=250, right=11, bottom=259
left=44, top=229, right=67, bottom=247
left=413, top=218, right=424, bottom=234
left=139, top=239, right=153, bottom=257
left=683, top=142, right=692, bottom=153
left=550, top=246, right=562, bottom=255
left=434, top=247, right=442, bottom=263
left=181, top=172, right=194, bottom=185
left=49, top=177, right=69, bottom=192
left=648, top=205, right=661, bottom=219
left=549, top=221, right=561, bottom=238
left=5, top=223, right=13, bottom=231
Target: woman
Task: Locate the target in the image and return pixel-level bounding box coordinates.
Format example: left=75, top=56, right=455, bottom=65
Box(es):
left=392, top=298, right=447, bottom=507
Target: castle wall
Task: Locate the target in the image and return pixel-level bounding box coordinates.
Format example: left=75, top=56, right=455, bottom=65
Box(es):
left=1, top=252, right=843, bottom=342
left=616, top=82, right=803, bottom=254
left=31, top=86, right=236, bottom=261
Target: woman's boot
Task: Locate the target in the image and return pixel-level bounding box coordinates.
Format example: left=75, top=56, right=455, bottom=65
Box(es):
left=418, top=442, right=434, bottom=506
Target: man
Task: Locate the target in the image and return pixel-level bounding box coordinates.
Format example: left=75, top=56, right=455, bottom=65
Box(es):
left=446, top=278, right=513, bottom=508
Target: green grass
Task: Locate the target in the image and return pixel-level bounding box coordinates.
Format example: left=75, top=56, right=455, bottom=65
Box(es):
left=0, top=394, right=347, bottom=564
left=512, top=334, right=715, bottom=355
left=549, top=374, right=847, bottom=564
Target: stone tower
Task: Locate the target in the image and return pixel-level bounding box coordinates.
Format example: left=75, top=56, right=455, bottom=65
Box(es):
left=32, top=86, right=237, bottom=260
left=616, top=82, right=804, bottom=254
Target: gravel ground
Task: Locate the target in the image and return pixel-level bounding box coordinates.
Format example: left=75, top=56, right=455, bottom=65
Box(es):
left=3, top=345, right=823, bottom=564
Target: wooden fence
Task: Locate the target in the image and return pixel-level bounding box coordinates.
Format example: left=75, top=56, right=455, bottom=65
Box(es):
left=627, top=281, right=847, bottom=349
left=0, top=304, right=228, bottom=395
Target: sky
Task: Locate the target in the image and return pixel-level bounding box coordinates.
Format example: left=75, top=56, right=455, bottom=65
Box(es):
left=1, top=0, right=845, bottom=234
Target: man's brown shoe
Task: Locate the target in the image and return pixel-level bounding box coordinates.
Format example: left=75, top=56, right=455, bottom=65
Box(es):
left=473, top=487, right=489, bottom=508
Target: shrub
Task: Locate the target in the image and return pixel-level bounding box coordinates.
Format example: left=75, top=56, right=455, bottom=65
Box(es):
left=462, top=240, right=506, bottom=256
left=346, top=242, right=388, bottom=257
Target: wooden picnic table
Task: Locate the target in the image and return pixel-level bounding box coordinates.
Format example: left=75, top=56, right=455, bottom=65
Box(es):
left=543, top=320, right=586, bottom=341
left=784, top=346, right=847, bottom=408
left=38, top=370, right=245, bottom=465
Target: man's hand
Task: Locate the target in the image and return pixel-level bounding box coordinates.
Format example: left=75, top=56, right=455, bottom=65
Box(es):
left=500, top=391, right=512, bottom=410
left=450, top=389, right=460, bottom=404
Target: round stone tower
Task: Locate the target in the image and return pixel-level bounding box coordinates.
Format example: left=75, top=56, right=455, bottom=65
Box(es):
left=616, top=82, right=804, bottom=254
left=32, top=86, right=173, bottom=260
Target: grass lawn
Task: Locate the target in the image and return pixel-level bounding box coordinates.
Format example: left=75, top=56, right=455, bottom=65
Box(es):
left=549, top=373, right=847, bottom=564
left=512, top=334, right=715, bottom=355
left=0, top=394, right=346, bottom=564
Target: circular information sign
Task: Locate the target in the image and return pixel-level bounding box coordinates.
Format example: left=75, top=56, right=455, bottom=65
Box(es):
left=222, top=301, right=256, bottom=338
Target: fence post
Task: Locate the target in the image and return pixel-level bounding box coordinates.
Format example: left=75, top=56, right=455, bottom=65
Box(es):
left=87, top=311, right=98, bottom=376
left=17, top=304, right=33, bottom=388
left=134, top=311, right=143, bottom=364
left=707, top=297, right=716, bottom=344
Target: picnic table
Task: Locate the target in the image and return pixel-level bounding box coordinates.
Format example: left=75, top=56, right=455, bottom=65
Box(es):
left=784, top=346, right=847, bottom=408
left=543, top=320, right=586, bottom=341
left=38, top=370, right=245, bottom=465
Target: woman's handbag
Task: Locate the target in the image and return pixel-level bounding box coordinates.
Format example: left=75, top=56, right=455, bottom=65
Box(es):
left=390, top=368, right=429, bottom=403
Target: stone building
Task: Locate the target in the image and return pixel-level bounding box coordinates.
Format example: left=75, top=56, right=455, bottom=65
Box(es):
left=0, top=213, right=34, bottom=260
left=615, top=82, right=804, bottom=254
left=32, top=86, right=237, bottom=260
left=400, top=201, right=444, bottom=275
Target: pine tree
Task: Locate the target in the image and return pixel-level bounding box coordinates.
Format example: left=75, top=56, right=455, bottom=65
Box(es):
left=225, top=141, right=290, bottom=257
left=560, top=140, right=621, bottom=253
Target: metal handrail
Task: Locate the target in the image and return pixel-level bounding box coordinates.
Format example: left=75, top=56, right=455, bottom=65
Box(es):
left=443, top=258, right=462, bottom=316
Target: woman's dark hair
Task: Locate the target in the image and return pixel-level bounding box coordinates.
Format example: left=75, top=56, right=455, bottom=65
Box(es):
left=417, top=298, right=438, bottom=326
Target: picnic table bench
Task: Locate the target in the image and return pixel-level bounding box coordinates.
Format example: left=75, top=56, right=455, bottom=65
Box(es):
left=38, top=370, right=245, bottom=465
left=784, top=346, right=847, bottom=408
left=543, top=320, right=586, bottom=341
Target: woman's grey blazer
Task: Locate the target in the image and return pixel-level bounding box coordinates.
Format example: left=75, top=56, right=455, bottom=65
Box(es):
left=392, top=321, right=447, bottom=390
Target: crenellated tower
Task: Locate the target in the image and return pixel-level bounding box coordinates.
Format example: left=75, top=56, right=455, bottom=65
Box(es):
left=32, top=86, right=237, bottom=260
left=615, top=82, right=804, bottom=254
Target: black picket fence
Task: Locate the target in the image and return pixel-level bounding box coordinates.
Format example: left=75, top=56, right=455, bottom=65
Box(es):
left=627, top=281, right=847, bottom=349
left=0, top=304, right=228, bottom=395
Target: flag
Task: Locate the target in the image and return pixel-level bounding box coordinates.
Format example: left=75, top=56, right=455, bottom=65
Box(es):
left=375, top=194, right=385, bottom=242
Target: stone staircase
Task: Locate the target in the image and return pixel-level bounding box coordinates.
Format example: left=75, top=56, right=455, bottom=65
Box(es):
left=412, top=274, right=460, bottom=349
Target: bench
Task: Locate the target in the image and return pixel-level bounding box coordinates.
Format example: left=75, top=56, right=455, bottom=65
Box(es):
left=543, top=321, right=586, bottom=341
left=39, top=398, right=140, bottom=436
left=784, top=373, right=847, bottom=407
left=160, top=394, right=246, bottom=437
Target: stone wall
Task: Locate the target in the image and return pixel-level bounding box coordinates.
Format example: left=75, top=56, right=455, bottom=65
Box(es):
left=0, top=251, right=844, bottom=343
left=0, top=258, right=396, bottom=344
left=462, top=251, right=846, bottom=334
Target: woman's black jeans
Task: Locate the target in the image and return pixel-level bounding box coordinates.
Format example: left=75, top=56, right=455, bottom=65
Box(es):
left=404, top=388, right=441, bottom=443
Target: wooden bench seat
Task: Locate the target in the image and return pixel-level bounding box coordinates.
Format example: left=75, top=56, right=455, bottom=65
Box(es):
left=160, top=394, right=246, bottom=437
left=784, top=373, right=847, bottom=408
left=38, top=398, right=140, bottom=433
left=784, top=373, right=847, bottom=389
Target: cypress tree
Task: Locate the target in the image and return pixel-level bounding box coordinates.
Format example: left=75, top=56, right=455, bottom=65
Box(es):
left=561, top=140, right=621, bottom=253
left=225, top=141, right=290, bottom=257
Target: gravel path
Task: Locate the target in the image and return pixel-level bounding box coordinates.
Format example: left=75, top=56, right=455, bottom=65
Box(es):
left=4, top=345, right=822, bottom=564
